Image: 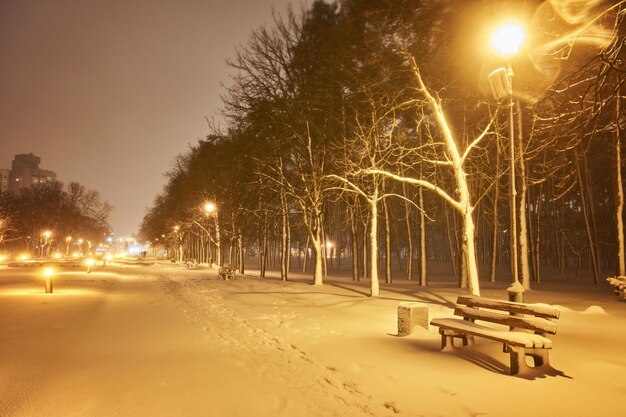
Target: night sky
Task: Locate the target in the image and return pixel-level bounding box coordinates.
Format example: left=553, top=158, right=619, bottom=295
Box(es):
left=0, top=0, right=296, bottom=236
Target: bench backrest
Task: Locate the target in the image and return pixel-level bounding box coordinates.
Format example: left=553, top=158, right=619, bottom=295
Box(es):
left=455, top=296, right=560, bottom=335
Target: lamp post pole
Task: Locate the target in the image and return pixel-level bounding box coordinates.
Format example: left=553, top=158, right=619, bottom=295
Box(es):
left=203, top=202, right=221, bottom=267
left=490, top=22, right=525, bottom=301
left=507, top=64, right=520, bottom=290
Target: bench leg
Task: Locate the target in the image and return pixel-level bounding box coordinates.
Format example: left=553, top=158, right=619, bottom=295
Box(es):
left=526, top=348, right=550, bottom=367
left=439, top=330, right=455, bottom=351
left=506, top=346, right=530, bottom=375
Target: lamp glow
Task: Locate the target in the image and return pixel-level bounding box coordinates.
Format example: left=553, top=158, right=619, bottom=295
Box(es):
left=203, top=202, right=216, bottom=213
left=491, top=22, right=525, bottom=56
left=86, top=258, right=94, bottom=273
left=43, top=267, right=54, bottom=293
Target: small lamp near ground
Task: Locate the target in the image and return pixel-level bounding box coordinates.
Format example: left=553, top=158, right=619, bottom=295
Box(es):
left=43, top=267, right=54, bottom=293
left=86, top=258, right=95, bottom=274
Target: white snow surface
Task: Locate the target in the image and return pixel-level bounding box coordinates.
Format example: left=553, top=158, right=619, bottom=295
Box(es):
left=1, top=261, right=625, bottom=417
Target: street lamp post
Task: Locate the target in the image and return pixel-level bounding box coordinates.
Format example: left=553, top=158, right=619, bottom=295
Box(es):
left=489, top=22, right=525, bottom=301
left=173, top=225, right=183, bottom=262
left=203, top=202, right=221, bottom=267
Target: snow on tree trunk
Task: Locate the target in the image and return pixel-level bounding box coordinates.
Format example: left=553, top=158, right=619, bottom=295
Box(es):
left=383, top=196, right=392, bottom=284
left=350, top=206, right=359, bottom=281
left=419, top=66, right=480, bottom=296
left=517, top=103, right=531, bottom=290
left=281, top=188, right=288, bottom=281
left=369, top=191, right=380, bottom=297
left=402, top=180, right=413, bottom=281
left=419, top=187, right=427, bottom=287
left=312, top=233, right=323, bottom=286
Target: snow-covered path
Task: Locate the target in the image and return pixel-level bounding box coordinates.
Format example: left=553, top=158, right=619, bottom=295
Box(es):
left=2, top=262, right=626, bottom=417
left=159, top=273, right=389, bottom=417
left=0, top=265, right=391, bottom=417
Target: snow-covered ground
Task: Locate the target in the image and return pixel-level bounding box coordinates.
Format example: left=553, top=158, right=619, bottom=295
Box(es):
left=1, top=261, right=625, bottom=417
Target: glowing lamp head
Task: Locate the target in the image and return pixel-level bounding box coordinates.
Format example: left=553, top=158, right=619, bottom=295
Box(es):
left=86, top=258, right=95, bottom=266
left=0, top=255, right=5, bottom=262
left=20, top=254, right=29, bottom=261
left=105, top=253, right=113, bottom=261
left=53, top=253, right=62, bottom=259
left=42, top=230, right=52, bottom=238
left=43, top=267, right=54, bottom=277
left=203, top=202, right=216, bottom=213
left=491, top=22, right=525, bottom=56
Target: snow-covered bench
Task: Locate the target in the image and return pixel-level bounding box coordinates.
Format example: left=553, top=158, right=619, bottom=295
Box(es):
left=430, top=296, right=560, bottom=375
left=607, top=276, right=626, bottom=300
left=184, top=259, right=199, bottom=269
left=218, top=265, right=235, bottom=280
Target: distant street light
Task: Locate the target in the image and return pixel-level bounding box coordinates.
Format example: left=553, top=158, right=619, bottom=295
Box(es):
left=202, top=201, right=221, bottom=267
left=489, top=21, right=525, bottom=300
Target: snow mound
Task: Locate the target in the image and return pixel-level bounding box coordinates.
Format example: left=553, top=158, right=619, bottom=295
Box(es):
left=581, top=305, right=608, bottom=315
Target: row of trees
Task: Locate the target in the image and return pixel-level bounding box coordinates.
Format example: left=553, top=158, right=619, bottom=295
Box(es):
left=0, top=182, right=112, bottom=255
left=141, top=0, right=625, bottom=296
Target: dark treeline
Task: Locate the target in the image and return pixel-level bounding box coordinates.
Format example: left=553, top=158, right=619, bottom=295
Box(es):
left=0, top=182, right=112, bottom=255
left=140, top=0, right=625, bottom=296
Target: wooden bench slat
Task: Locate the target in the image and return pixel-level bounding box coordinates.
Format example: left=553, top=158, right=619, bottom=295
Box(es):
left=430, top=318, right=553, bottom=349
left=454, top=306, right=558, bottom=335
left=457, top=295, right=560, bottom=319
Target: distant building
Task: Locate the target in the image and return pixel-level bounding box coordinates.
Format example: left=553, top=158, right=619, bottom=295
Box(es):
left=3, top=153, right=57, bottom=195
left=0, top=169, right=9, bottom=193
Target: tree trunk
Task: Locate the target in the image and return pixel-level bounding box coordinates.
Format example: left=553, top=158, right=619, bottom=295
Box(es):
left=383, top=196, right=392, bottom=284
left=312, top=227, right=323, bottom=286
left=576, top=152, right=600, bottom=284
left=281, top=189, right=289, bottom=281
left=402, top=181, right=413, bottom=280
left=369, top=192, right=380, bottom=297
left=260, top=225, right=268, bottom=278
left=419, top=186, right=427, bottom=286
left=616, top=87, right=625, bottom=276
left=350, top=205, right=359, bottom=281
left=238, top=230, right=245, bottom=274
left=444, top=200, right=457, bottom=278
left=517, top=102, right=531, bottom=290
left=302, top=234, right=309, bottom=273
left=362, top=216, right=368, bottom=280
